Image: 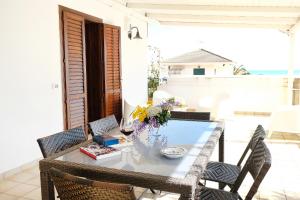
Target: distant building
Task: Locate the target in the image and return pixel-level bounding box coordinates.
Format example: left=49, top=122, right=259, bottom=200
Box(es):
left=162, top=49, right=234, bottom=76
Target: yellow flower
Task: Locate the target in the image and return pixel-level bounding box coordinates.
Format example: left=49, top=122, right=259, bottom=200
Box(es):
left=132, top=106, right=148, bottom=122
left=138, top=111, right=147, bottom=122
left=132, top=106, right=141, bottom=119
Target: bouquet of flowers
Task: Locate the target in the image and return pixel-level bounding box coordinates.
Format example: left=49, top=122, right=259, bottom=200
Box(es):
left=132, top=100, right=172, bottom=134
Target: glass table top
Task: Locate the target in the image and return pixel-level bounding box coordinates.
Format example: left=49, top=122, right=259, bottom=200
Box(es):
left=56, top=120, right=218, bottom=179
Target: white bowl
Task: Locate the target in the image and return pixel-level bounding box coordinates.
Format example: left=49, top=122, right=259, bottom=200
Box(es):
left=160, top=147, right=187, bottom=159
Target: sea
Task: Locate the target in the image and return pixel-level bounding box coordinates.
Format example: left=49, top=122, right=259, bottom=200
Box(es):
left=249, top=70, right=300, bottom=75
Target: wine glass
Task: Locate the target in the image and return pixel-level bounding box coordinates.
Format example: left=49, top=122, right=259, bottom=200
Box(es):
left=120, top=117, right=134, bottom=136
left=119, top=117, right=134, bottom=152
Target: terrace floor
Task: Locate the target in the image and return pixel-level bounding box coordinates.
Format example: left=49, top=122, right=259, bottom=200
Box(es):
left=0, top=115, right=299, bottom=200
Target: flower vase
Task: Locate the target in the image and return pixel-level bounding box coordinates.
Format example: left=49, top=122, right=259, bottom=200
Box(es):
left=151, top=126, right=161, bottom=137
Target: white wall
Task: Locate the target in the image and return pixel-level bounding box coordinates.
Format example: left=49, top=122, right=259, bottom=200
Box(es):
left=159, top=76, right=289, bottom=119
left=0, top=0, right=148, bottom=173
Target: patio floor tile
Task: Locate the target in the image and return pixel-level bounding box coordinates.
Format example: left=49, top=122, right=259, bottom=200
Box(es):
left=23, top=167, right=40, bottom=176
left=26, top=176, right=40, bottom=187
left=140, top=191, right=180, bottom=200
left=4, top=183, right=37, bottom=197
left=285, top=190, right=300, bottom=200
left=259, top=189, right=287, bottom=200
left=23, top=187, right=41, bottom=200
left=0, top=193, right=19, bottom=200
left=7, top=172, right=37, bottom=184
left=134, top=187, right=147, bottom=198
left=0, top=180, right=19, bottom=193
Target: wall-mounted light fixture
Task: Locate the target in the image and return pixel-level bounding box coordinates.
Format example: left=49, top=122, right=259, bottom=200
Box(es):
left=128, top=24, right=142, bottom=40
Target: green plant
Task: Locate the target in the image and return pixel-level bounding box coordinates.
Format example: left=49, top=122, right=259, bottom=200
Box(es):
left=148, top=46, right=161, bottom=98
left=233, top=65, right=251, bottom=75
left=148, top=68, right=160, bottom=98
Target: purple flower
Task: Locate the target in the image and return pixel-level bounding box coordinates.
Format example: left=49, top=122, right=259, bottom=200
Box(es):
left=133, top=119, right=147, bottom=135
left=159, top=102, right=172, bottom=110
left=149, top=117, right=160, bottom=128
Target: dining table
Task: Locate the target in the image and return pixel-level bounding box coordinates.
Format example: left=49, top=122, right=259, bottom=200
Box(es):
left=39, top=119, right=225, bottom=200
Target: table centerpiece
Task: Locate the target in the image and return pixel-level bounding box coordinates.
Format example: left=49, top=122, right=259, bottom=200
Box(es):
left=132, top=100, right=174, bottom=136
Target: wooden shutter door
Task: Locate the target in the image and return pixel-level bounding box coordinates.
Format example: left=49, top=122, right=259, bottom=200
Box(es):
left=62, top=11, right=88, bottom=130
left=103, top=24, right=122, bottom=122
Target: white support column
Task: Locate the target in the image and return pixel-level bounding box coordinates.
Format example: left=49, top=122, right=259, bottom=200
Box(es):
left=289, top=19, right=300, bottom=105
left=288, top=32, right=295, bottom=105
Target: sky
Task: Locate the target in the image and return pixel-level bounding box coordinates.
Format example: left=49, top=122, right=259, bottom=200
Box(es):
left=148, top=24, right=290, bottom=70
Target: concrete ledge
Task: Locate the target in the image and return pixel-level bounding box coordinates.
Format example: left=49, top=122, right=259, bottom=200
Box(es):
left=234, top=111, right=271, bottom=116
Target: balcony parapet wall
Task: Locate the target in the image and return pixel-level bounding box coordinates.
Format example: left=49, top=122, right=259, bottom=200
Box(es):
left=158, top=76, right=296, bottom=119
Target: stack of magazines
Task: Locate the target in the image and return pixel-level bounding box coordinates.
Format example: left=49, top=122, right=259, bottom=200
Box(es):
left=80, top=142, right=121, bottom=160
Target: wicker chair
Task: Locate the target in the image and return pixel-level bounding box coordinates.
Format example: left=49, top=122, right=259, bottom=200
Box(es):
left=199, top=140, right=271, bottom=200
left=37, top=126, right=86, bottom=158
left=201, top=125, right=266, bottom=187
left=170, top=111, right=210, bottom=121
left=88, top=115, right=119, bottom=136
left=49, top=168, right=136, bottom=200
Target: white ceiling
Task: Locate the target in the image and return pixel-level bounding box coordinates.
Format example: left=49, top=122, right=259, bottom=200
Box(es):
left=115, top=0, right=300, bottom=31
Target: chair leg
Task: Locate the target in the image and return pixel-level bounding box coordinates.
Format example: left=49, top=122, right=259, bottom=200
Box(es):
left=219, top=182, right=226, bottom=190
left=150, top=189, right=161, bottom=194
left=199, top=179, right=206, bottom=186
left=150, top=189, right=155, bottom=194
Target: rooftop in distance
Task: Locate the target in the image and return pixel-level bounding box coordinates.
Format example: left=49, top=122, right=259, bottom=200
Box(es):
left=163, top=49, right=233, bottom=65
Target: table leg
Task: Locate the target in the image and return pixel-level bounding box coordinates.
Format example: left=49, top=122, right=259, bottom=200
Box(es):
left=40, top=171, right=55, bottom=200
left=218, top=130, right=224, bottom=163
left=218, top=130, right=225, bottom=189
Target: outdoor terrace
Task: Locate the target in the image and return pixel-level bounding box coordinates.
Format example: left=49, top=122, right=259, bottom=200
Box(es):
left=0, top=114, right=299, bottom=200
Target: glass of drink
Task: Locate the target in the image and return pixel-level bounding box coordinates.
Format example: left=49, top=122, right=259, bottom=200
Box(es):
left=120, top=117, right=134, bottom=136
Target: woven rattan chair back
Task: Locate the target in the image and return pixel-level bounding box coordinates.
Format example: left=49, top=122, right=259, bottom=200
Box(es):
left=237, top=125, right=266, bottom=167
left=170, top=111, right=210, bottom=121
left=88, top=115, right=119, bottom=136
left=37, top=126, right=86, bottom=158
left=232, top=140, right=271, bottom=200
left=49, top=168, right=136, bottom=200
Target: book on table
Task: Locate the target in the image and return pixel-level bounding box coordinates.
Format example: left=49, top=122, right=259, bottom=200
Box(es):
left=93, top=135, right=119, bottom=146
left=92, top=135, right=132, bottom=147
left=80, top=142, right=121, bottom=160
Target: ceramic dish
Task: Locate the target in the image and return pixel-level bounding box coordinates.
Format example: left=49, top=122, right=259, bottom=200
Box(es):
left=160, top=147, right=187, bottom=159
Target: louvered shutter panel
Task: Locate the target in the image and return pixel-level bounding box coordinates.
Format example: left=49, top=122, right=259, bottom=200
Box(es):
left=103, top=24, right=122, bottom=122
left=63, top=11, right=88, bottom=130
